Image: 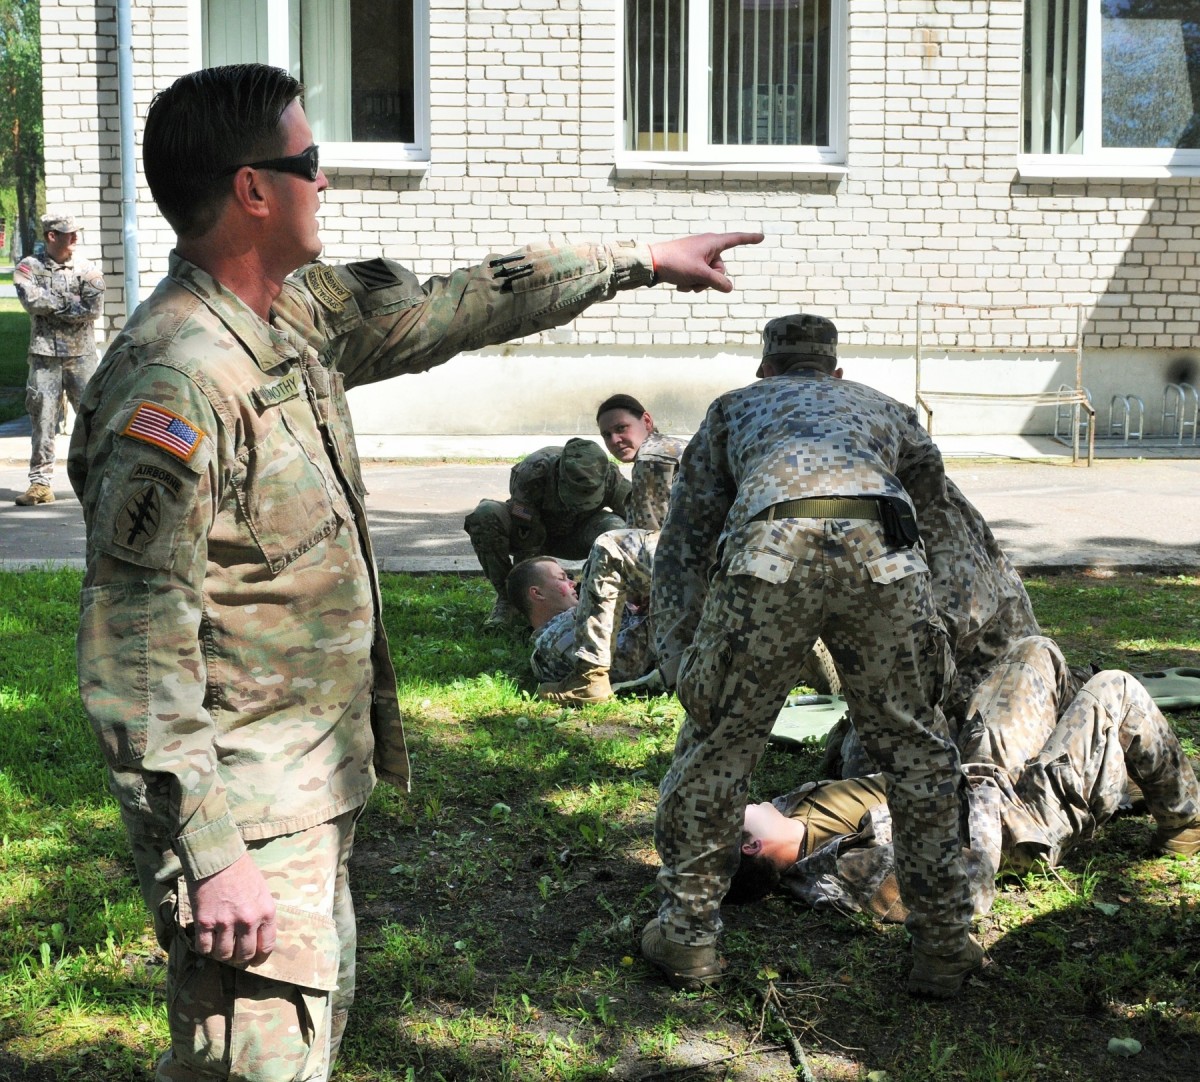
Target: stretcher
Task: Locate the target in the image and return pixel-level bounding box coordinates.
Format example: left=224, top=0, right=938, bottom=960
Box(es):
left=768, top=668, right=1200, bottom=750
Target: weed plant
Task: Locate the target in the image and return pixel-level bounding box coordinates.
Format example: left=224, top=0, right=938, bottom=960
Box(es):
left=1, top=569, right=1198, bottom=1080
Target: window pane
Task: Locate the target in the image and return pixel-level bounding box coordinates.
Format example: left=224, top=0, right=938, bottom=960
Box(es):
left=295, top=0, right=415, bottom=144
left=1101, top=1, right=1200, bottom=149
left=625, top=0, right=689, bottom=151
left=203, top=0, right=267, bottom=67
left=710, top=0, right=830, bottom=147
left=1023, top=0, right=1087, bottom=154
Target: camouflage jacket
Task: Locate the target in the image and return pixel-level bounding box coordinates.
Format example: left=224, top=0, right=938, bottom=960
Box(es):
left=907, top=474, right=1040, bottom=720
left=774, top=775, right=997, bottom=921
left=629, top=430, right=688, bottom=531
left=68, top=240, right=653, bottom=883
left=14, top=251, right=106, bottom=357
left=653, top=370, right=944, bottom=669
left=530, top=603, right=652, bottom=685
left=508, top=445, right=631, bottom=560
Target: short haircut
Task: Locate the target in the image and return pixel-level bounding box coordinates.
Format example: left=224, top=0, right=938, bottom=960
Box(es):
left=722, top=841, right=782, bottom=906
left=143, top=64, right=303, bottom=240
left=505, top=556, right=558, bottom=619
left=596, top=394, right=647, bottom=422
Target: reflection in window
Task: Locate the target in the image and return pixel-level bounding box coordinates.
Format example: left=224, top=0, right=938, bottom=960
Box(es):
left=1024, top=0, right=1200, bottom=154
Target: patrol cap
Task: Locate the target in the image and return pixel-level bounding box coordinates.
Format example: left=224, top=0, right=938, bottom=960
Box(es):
left=757, top=313, right=838, bottom=378
left=557, top=438, right=610, bottom=511
left=41, top=209, right=80, bottom=234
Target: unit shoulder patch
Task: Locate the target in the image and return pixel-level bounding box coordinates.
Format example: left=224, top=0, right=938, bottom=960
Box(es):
left=304, top=264, right=353, bottom=313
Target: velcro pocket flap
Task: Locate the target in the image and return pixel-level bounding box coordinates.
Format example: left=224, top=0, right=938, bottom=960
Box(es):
left=727, top=548, right=795, bottom=585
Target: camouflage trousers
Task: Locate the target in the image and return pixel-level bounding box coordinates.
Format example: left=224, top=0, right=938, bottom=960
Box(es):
left=463, top=498, right=625, bottom=596
left=129, top=811, right=358, bottom=1082
left=574, top=527, right=656, bottom=671
left=655, top=518, right=972, bottom=953
left=960, top=637, right=1200, bottom=868
left=25, top=351, right=97, bottom=484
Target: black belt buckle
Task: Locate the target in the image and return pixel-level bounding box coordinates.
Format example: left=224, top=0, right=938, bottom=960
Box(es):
left=877, top=496, right=920, bottom=549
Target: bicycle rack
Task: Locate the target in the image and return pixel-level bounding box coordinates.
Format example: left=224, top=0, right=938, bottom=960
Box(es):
left=1054, top=384, right=1092, bottom=446
left=1108, top=394, right=1144, bottom=444
left=1162, top=383, right=1199, bottom=444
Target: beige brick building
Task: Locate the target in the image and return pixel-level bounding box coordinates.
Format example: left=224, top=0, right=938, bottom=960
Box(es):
left=39, top=0, right=1200, bottom=439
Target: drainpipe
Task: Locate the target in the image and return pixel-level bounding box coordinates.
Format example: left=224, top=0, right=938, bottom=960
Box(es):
left=117, top=0, right=140, bottom=317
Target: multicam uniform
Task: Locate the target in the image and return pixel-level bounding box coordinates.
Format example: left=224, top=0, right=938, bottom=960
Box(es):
left=69, top=240, right=656, bottom=1081
left=14, top=250, right=105, bottom=486
left=770, top=637, right=1200, bottom=918
left=651, top=368, right=973, bottom=957
left=464, top=443, right=630, bottom=597
left=571, top=430, right=688, bottom=673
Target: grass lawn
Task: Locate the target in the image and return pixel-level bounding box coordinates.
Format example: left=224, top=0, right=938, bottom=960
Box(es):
left=1, top=569, right=1198, bottom=1081
left=0, top=297, right=30, bottom=424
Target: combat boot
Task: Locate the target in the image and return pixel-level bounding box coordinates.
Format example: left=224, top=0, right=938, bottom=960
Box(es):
left=640, top=918, right=726, bottom=990
left=1154, top=820, right=1200, bottom=857
left=15, top=483, right=54, bottom=506
left=484, top=595, right=518, bottom=629
left=907, top=934, right=985, bottom=998
left=537, top=666, right=613, bottom=705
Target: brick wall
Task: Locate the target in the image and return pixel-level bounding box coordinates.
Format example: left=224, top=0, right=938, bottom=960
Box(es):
left=38, top=0, right=1200, bottom=436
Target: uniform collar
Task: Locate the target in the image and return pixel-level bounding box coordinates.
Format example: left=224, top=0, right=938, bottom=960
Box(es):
left=168, top=251, right=304, bottom=374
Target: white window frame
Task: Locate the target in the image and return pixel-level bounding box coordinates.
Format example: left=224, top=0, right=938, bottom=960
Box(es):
left=613, top=0, right=847, bottom=175
left=192, top=0, right=430, bottom=171
left=1019, top=0, right=1200, bottom=180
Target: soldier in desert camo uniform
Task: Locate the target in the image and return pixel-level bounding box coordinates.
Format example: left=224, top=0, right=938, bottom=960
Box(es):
left=642, top=312, right=981, bottom=999
left=538, top=393, right=688, bottom=703
left=69, top=62, right=762, bottom=1082
left=728, top=636, right=1200, bottom=918
left=13, top=208, right=106, bottom=505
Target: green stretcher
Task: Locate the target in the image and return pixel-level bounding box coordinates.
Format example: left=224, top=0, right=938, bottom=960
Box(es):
left=768, top=668, right=1200, bottom=751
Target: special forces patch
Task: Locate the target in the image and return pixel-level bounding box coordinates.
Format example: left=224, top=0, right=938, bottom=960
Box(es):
left=304, top=264, right=352, bottom=313
left=115, top=485, right=163, bottom=553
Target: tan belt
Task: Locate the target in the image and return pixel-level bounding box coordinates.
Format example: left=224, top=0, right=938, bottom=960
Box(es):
left=751, top=497, right=882, bottom=523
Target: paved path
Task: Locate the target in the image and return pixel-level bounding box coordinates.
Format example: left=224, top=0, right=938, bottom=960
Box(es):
left=2, top=430, right=1198, bottom=572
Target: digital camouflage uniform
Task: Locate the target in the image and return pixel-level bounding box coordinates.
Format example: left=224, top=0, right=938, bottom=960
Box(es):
left=530, top=601, right=652, bottom=686
left=769, top=637, right=1200, bottom=918
left=833, top=473, right=1042, bottom=776
left=15, top=248, right=105, bottom=486
left=570, top=429, right=687, bottom=672
left=464, top=439, right=631, bottom=599
left=651, top=363, right=973, bottom=958
left=69, top=239, right=656, bottom=1081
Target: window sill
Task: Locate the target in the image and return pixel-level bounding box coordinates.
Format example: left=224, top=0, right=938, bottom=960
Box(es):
left=613, top=156, right=847, bottom=179
left=325, top=158, right=430, bottom=175
left=1017, top=156, right=1200, bottom=181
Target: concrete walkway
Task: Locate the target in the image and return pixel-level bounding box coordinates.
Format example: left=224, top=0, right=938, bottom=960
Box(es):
left=1, top=423, right=1198, bottom=572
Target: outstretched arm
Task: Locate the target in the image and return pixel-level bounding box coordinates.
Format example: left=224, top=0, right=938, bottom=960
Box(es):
left=649, top=231, right=765, bottom=293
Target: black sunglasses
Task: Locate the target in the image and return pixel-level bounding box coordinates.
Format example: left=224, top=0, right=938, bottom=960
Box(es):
left=222, top=144, right=320, bottom=182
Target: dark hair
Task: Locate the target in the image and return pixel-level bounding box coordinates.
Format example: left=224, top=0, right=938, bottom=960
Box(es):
left=595, top=394, right=647, bottom=423
left=143, top=64, right=304, bottom=239
left=722, top=844, right=782, bottom=906
left=505, top=556, right=557, bottom=619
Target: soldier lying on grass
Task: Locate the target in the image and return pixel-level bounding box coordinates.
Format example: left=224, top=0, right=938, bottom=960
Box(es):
left=727, top=637, right=1200, bottom=920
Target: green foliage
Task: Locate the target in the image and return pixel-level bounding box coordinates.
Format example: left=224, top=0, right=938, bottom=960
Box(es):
left=0, top=0, right=41, bottom=256
left=1, top=569, right=1200, bottom=1080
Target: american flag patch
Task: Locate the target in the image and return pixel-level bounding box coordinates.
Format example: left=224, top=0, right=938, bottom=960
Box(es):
left=122, top=403, right=204, bottom=462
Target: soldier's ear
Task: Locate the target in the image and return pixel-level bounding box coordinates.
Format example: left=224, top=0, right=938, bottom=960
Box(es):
left=741, top=838, right=764, bottom=857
